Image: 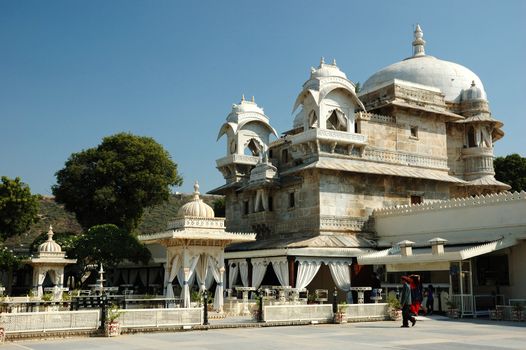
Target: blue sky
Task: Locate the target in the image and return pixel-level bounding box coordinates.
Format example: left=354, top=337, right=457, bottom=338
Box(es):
left=1, top=0, right=525, bottom=195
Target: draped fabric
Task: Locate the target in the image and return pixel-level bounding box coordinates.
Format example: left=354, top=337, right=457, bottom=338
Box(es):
left=295, top=260, right=321, bottom=290
left=208, top=256, right=223, bottom=311
left=37, top=269, right=46, bottom=297
left=239, top=260, right=249, bottom=287
left=328, top=263, right=352, bottom=292
left=270, top=258, right=289, bottom=287
left=228, top=261, right=239, bottom=289
left=139, top=269, right=148, bottom=287
left=129, top=269, right=139, bottom=286
left=165, top=256, right=181, bottom=299
left=180, top=255, right=199, bottom=308
left=195, top=254, right=209, bottom=291
left=251, top=259, right=269, bottom=289
left=205, top=271, right=215, bottom=290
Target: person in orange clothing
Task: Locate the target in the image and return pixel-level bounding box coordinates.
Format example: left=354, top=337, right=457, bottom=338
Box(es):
left=409, top=274, right=423, bottom=316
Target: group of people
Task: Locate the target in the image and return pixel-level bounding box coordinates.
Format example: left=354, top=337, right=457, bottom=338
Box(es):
left=399, top=274, right=435, bottom=328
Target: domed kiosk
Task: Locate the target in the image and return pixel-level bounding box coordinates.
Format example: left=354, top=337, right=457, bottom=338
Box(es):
left=139, top=181, right=255, bottom=312
left=28, top=226, right=77, bottom=299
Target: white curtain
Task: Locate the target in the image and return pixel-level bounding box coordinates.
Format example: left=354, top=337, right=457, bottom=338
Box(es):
left=195, top=254, right=208, bottom=292
left=296, top=260, right=322, bottom=290
left=270, top=257, right=289, bottom=287
left=228, top=261, right=239, bottom=289
left=328, top=262, right=351, bottom=292
left=37, top=270, right=46, bottom=297
left=239, top=260, right=249, bottom=287
left=251, top=258, right=269, bottom=289
left=179, top=255, right=199, bottom=308
left=165, top=256, right=181, bottom=299
left=208, top=256, right=223, bottom=311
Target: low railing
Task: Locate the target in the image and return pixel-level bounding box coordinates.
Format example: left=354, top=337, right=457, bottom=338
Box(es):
left=450, top=294, right=474, bottom=317
left=339, top=303, right=388, bottom=320
left=1, top=310, right=100, bottom=334
left=263, top=304, right=332, bottom=323
left=119, top=308, right=202, bottom=328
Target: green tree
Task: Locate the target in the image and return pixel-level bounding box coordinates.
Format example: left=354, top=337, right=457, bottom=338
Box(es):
left=52, top=133, right=183, bottom=232
left=75, top=224, right=150, bottom=269
left=0, top=176, right=40, bottom=240
left=30, top=230, right=79, bottom=257
left=494, top=154, right=526, bottom=192
left=0, top=246, right=20, bottom=271
left=212, top=197, right=225, bottom=217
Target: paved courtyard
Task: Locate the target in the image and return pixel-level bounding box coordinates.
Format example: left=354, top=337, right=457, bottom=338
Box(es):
left=4, top=316, right=526, bottom=350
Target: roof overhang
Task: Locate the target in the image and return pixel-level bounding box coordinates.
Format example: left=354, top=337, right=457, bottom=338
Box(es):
left=225, top=246, right=372, bottom=260
left=358, top=237, right=518, bottom=266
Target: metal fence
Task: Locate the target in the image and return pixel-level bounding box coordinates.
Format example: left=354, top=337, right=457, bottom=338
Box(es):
left=119, top=308, right=202, bottom=328
left=1, top=310, right=100, bottom=334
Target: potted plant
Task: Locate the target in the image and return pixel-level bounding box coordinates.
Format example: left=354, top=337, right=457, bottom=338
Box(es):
left=105, top=304, right=123, bottom=337
left=387, top=295, right=402, bottom=321
left=334, top=302, right=348, bottom=324
left=446, top=299, right=460, bottom=319
left=511, top=304, right=524, bottom=322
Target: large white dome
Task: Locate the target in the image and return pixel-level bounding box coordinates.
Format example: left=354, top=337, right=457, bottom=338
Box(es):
left=361, top=25, right=487, bottom=103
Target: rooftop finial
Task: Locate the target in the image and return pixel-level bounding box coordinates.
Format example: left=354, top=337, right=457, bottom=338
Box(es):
left=320, top=56, right=325, bottom=66
left=241, top=94, right=245, bottom=102
left=332, top=58, right=337, bottom=65
left=193, top=180, right=200, bottom=200
left=251, top=95, right=255, bottom=102
left=412, top=24, right=426, bottom=57
left=47, top=225, right=54, bottom=241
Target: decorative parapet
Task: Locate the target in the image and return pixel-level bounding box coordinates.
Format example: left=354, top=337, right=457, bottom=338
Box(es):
left=363, top=148, right=448, bottom=170
left=320, top=215, right=374, bottom=232
left=167, top=217, right=226, bottom=230
left=290, top=128, right=367, bottom=146
left=461, top=147, right=494, bottom=158
left=216, top=154, right=259, bottom=168
left=374, top=191, right=526, bottom=217
left=356, top=111, right=396, bottom=124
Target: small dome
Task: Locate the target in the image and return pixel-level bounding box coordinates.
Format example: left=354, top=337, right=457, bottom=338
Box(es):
left=461, top=81, right=486, bottom=102
left=177, top=181, right=215, bottom=218
left=310, top=58, right=348, bottom=80
left=226, top=96, right=266, bottom=123
left=39, top=226, right=62, bottom=253
left=361, top=25, right=487, bottom=102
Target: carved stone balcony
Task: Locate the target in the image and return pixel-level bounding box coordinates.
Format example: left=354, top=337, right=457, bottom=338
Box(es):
left=246, top=211, right=275, bottom=226
left=290, top=128, right=368, bottom=147
left=216, top=154, right=260, bottom=168
left=461, top=147, right=494, bottom=176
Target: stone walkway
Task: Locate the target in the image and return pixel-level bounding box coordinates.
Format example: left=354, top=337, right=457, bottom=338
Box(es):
left=4, top=316, right=526, bottom=350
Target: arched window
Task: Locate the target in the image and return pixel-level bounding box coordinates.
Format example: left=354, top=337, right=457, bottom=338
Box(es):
left=308, top=110, right=318, bottom=129
left=327, top=110, right=347, bottom=131
left=467, top=126, right=476, bottom=148
left=244, top=139, right=261, bottom=156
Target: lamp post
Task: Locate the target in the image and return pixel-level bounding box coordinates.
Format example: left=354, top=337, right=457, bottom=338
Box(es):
left=257, top=288, right=263, bottom=322
left=332, top=287, right=338, bottom=314
left=203, top=289, right=209, bottom=326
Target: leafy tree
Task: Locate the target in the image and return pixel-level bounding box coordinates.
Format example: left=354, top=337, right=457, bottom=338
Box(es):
left=75, top=224, right=151, bottom=269
left=0, top=246, right=21, bottom=270
left=354, top=82, right=361, bottom=93
left=53, top=133, right=183, bottom=232
left=212, top=197, right=225, bottom=217
left=494, top=154, right=526, bottom=192
left=0, top=176, right=40, bottom=240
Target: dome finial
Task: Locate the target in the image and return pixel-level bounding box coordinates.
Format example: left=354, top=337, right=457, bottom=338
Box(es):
left=251, top=95, right=255, bottom=102
left=193, top=180, right=200, bottom=199
left=332, top=58, right=337, bottom=65
left=47, top=225, right=54, bottom=241
left=320, top=56, right=325, bottom=66
left=241, top=94, right=245, bottom=102
left=412, top=24, right=426, bottom=57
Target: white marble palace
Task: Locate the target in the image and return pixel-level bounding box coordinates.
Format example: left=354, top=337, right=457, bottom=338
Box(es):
left=201, top=25, right=526, bottom=315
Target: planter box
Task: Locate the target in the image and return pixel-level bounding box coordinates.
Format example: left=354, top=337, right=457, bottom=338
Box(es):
left=489, top=309, right=503, bottom=321
left=334, top=312, right=347, bottom=324
left=447, top=308, right=459, bottom=319
left=105, top=322, right=121, bottom=337
left=511, top=310, right=525, bottom=322
left=388, top=308, right=402, bottom=321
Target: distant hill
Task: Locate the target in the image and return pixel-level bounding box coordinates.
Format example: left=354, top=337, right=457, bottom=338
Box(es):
left=6, top=193, right=223, bottom=248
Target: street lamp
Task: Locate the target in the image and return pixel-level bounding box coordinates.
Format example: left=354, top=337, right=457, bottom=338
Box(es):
left=332, top=287, right=338, bottom=314
left=203, top=289, right=209, bottom=325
